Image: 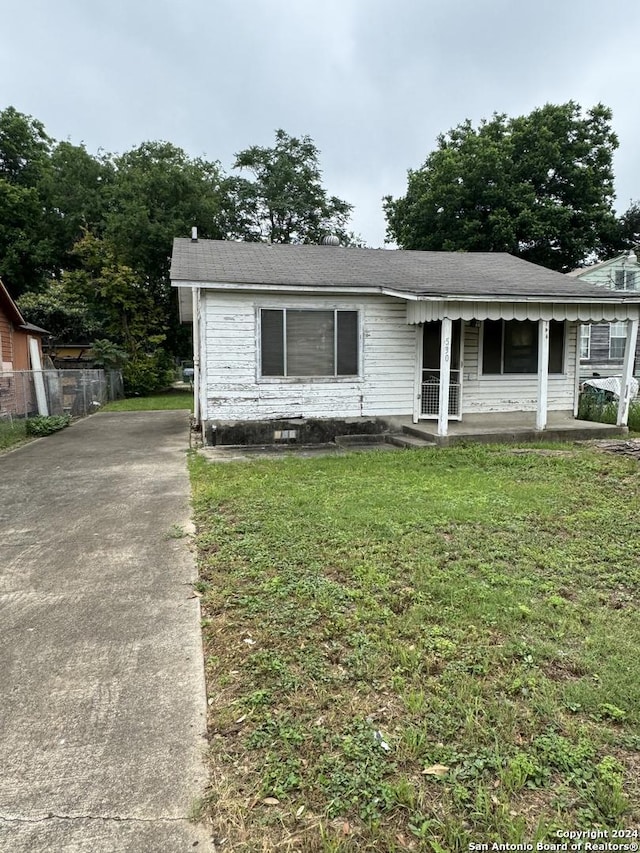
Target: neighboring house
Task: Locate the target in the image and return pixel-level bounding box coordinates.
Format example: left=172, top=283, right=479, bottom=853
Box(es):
left=567, top=251, right=640, bottom=381
left=44, top=342, right=95, bottom=369
left=0, top=278, right=50, bottom=416
left=0, top=278, right=49, bottom=371
left=170, top=238, right=640, bottom=444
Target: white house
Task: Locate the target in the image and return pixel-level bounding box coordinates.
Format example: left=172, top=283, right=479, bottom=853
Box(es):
left=170, top=238, right=640, bottom=445
left=567, top=251, right=640, bottom=380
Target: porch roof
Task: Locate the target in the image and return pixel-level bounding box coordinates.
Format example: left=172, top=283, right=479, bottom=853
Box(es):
left=405, top=299, right=640, bottom=324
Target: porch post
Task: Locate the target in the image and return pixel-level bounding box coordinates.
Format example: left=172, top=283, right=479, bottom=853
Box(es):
left=573, top=322, right=582, bottom=418
left=536, top=319, right=549, bottom=431
left=437, top=317, right=452, bottom=437
left=192, top=287, right=201, bottom=426
left=616, top=317, right=638, bottom=426
left=412, top=325, right=422, bottom=424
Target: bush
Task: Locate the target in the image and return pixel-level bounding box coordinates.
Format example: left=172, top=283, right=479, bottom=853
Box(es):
left=122, top=351, right=175, bottom=397
left=25, top=414, right=72, bottom=436
left=578, top=390, right=640, bottom=431
left=629, top=403, right=640, bottom=432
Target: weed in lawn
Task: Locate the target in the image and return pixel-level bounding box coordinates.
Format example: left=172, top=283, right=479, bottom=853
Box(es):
left=398, top=726, right=431, bottom=762
left=164, top=523, right=187, bottom=539
left=501, top=752, right=546, bottom=792
left=592, top=756, right=629, bottom=821
left=403, top=690, right=427, bottom=715
left=188, top=795, right=205, bottom=823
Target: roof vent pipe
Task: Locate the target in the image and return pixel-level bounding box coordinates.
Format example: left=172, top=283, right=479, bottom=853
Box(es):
left=191, top=226, right=198, bottom=242
left=320, top=234, right=340, bottom=247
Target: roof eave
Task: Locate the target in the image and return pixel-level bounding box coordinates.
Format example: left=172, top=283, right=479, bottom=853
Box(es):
left=411, top=292, right=640, bottom=304
left=0, top=278, right=26, bottom=325
left=170, top=279, right=640, bottom=304
left=171, top=279, right=405, bottom=298
left=19, top=322, right=51, bottom=335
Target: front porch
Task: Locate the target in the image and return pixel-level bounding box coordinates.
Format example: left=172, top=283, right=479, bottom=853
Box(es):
left=388, top=411, right=627, bottom=447
left=409, top=306, right=640, bottom=437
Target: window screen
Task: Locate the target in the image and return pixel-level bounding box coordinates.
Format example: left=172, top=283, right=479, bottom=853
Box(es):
left=482, top=320, right=502, bottom=374
left=260, top=309, right=359, bottom=377
left=286, top=310, right=334, bottom=376
left=261, top=309, right=284, bottom=375
left=482, top=319, right=565, bottom=374
left=548, top=321, right=565, bottom=374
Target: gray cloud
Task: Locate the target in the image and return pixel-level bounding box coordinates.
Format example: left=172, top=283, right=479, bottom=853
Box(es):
left=3, top=0, right=639, bottom=246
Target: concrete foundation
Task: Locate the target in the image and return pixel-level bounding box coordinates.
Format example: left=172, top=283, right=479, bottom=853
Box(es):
left=202, top=410, right=627, bottom=449
left=203, top=416, right=392, bottom=446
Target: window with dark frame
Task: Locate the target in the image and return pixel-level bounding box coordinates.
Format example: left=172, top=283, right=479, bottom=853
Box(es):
left=614, top=269, right=637, bottom=291
left=260, top=308, right=359, bottom=377
left=482, top=320, right=565, bottom=375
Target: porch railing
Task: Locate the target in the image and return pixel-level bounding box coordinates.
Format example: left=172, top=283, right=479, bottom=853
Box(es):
left=421, top=369, right=461, bottom=417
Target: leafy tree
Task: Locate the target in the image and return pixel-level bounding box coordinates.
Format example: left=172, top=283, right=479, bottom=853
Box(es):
left=17, top=280, right=104, bottom=342
left=41, top=141, right=114, bottom=269
left=106, top=141, right=225, bottom=289
left=62, top=232, right=166, bottom=352
left=0, top=106, right=54, bottom=295
left=61, top=232, right=173, bottom=394
left=1, top=110, right=361, bottom=377
left=614, top=201, right=640, bottom=251
left=0, top=105, right=51, bottom=185
left=384, top=102, right=620, bottom=272
left=104, top=141, right=227, bottom=356
left=226, top=129, right=353, bottom=244
left=88, top=339, right=128, bottom=370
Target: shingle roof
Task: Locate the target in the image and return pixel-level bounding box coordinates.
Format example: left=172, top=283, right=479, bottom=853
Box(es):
left=170, top=239, right=640, bottom=301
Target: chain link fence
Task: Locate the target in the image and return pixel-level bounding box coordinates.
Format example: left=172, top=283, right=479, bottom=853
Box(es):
left=0, top=369, right=123, bottom=423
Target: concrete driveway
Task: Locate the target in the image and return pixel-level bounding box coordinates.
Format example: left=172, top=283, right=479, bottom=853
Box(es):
left=0, top=412, right=212, bottom=852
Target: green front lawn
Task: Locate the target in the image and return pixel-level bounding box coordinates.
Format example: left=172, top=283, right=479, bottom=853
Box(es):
left=190, top=444, right=640, bottom=851
left=100, top=388, right=193, bottom=411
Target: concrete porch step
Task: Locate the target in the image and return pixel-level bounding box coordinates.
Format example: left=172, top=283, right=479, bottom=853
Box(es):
left=386, top=433, right=437, bottom=449
left=334, top=433, right=389, bottom=447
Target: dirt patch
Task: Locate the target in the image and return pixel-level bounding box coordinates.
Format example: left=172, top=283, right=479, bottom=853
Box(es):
left=542, top=657, right=587, bottom=682
left=592, top=439, right=640, bottom=461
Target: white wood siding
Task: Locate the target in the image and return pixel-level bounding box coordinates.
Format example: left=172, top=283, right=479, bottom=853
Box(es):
left=461, top=323, right=577, bottom=414
left=201, top=292, right=416, bottom=421
left=201, top=291, right=581, bottom=422
left=574, top=260, right=639, bottom=291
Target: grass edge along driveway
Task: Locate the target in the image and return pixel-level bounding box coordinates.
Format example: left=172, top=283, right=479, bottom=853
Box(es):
left=190, top=442, right=640, bottom=852
left=1, top=389, right=192, bottom=452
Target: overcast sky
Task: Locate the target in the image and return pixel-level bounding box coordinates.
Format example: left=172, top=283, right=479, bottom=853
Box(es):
left=3, top=0, right=639, bottom=247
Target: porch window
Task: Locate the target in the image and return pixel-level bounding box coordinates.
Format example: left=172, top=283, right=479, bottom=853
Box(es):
left=260, top=308, right=359, bottom=377
left=579, top=325, right=591, bottom=360
left=482, top=320, right=565, bottom=374
left=609, top=322, right=627, bottom=359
